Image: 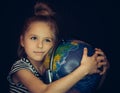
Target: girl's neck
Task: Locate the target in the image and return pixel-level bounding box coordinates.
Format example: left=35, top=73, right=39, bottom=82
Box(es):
left=27, top=58, right=45, bottom=75
left=32, top=62, right=45, bottom=75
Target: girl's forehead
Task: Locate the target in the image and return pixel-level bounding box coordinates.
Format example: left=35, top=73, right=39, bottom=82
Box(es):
left=25, top=22, right=54, bottom=37
left=27, top=22, right=50, bottom=32
left=29, top=21, right=51, bottom=29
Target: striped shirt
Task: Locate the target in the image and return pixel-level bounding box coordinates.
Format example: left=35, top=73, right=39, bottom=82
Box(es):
left=7, top=58, right=43, bottom=93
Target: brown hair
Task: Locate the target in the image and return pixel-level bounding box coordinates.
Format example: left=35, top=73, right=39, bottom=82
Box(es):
left=17, top=2, right=59, bottom=58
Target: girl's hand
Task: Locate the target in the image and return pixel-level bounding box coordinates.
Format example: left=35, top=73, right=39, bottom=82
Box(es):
left=80, top=48, right=101, bottom=75
left=80, top=48, right=110, bottom=75
left=95, top=48, right=110, bottom=75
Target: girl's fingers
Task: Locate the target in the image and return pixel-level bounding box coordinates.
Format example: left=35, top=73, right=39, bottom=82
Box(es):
left=94, top=48, right=105, bottom=56
left=94, top=48, right=101, bottom=51
left=92, top=50, right=99, bottom=58
left=95, top=50, right=104, bottom=56
left=99, top=67, right=107, bottom=75
left=97, top=55, right=110, bottom=69
left=97, top=62, right=106, bottom=68
left=83, top=47, right=88, bottom=57
left=97, top=61, right=110, bottom=75
left=96, top=56, right=105, bottom=62
left=96, top=69, right=101, bottom=74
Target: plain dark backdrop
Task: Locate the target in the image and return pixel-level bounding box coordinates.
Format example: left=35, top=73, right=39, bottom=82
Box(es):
left=0, top=0, right=119, bottom=93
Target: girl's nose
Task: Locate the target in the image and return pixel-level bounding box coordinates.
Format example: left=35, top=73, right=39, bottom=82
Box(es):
left=37, top=40, right=43, bottom=48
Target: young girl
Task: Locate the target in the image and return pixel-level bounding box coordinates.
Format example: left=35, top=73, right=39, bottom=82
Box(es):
left=7, top=2, right=109, bottom=93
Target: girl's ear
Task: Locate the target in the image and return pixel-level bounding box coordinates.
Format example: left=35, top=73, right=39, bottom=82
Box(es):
left=20, top=35, right=24, bottom=47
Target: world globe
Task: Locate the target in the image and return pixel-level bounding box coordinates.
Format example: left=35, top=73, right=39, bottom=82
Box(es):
left=43, top=39, right=102, bottom=93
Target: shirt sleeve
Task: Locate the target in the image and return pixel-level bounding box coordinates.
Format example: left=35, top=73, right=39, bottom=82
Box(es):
left=7, top=60, right=32, bottom=85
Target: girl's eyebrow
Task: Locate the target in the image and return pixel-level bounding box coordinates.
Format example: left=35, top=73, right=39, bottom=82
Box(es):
left=44, top=37, right=54, bottom=41
left=27, top=34, right=37, bottom=37
left=28, top=34, right=53, bottom=39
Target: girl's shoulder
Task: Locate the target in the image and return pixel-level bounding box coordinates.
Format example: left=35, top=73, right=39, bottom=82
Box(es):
left=7, top=58, right=43, bottom=85
left=8, top=58, right=42, bottom=78
left=9, top=58, right=31, bottom=74
left=8, top=58, right=39, bottom=77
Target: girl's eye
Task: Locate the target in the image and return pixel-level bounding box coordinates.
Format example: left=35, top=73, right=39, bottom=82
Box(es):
left=45, top=39, right=52, bottom=42
left=30, top=37, right=37, bottom=40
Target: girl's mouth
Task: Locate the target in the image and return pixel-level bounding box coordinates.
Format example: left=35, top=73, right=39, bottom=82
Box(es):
left=33, top=51, right=45, bottom=55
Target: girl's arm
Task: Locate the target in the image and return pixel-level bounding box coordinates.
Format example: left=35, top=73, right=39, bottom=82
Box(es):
left=14, top=48, right=104, bottom=93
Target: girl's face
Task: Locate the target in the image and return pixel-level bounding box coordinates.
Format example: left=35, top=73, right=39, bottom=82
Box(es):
left=20, top=22, right=55, bottom=63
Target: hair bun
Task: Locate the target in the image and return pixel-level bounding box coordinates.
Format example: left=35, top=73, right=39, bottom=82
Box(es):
left=34, top=2, right=55, bottom=16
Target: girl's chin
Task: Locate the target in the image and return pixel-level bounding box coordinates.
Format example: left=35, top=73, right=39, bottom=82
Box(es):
left=36, top=57, right=45, bottom=62
left=27, top=55, right=45, bottom=63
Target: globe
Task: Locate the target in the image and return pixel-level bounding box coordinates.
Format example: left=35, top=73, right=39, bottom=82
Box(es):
left=43, top=39, right=102, bottom=93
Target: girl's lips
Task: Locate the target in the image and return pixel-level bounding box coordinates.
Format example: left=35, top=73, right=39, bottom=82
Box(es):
left=33, top=51, right=45, bottom=55
left=34, top=51, right=44, bottom=53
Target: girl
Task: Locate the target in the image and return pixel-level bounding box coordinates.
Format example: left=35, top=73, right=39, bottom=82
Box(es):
left=7, top=2, right=109, bottom=93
